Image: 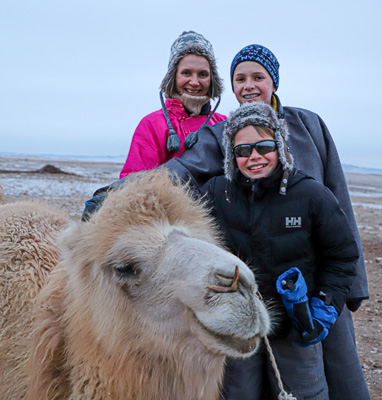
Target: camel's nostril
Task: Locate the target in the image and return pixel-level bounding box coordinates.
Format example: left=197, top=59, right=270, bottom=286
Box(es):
left=208, top=266, right=240, bottom=293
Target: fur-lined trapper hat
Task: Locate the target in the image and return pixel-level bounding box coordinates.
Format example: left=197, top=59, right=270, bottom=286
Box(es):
left=223, top=102, right=293, bottom=194
left=160, top=31, right=223, bottom=99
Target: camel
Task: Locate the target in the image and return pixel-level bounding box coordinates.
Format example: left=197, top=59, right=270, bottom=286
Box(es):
left=0, top=170, right=271, bottom=400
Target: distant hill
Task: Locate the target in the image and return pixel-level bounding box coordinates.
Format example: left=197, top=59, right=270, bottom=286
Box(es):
left=0, top=152, right=382, bottom=175
left=342, top=164, right=382, bottom=175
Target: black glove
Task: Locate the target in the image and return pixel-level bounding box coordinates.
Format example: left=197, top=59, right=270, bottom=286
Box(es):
left=81, top=192, right=108, bottom=221
left=346, top=298, right=363, bottom=312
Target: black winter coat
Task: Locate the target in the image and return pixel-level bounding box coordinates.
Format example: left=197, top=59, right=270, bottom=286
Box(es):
left=200, top=167, right=358, bottom=336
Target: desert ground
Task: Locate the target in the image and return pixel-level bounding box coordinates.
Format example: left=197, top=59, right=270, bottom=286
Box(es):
left=1, top=155, right=381, bottom=398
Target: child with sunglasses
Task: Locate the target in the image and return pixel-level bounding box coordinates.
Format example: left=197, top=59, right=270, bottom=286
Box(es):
left=198, top=102, right=359, bottom=400
left=82, top=44, right=369, bottom=400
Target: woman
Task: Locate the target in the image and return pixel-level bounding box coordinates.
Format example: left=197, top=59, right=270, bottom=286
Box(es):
left=119, top=31, right=226, bottom=178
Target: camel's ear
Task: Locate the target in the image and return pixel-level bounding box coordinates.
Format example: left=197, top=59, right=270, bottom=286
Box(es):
left=27, top=268, right=70, bottom=399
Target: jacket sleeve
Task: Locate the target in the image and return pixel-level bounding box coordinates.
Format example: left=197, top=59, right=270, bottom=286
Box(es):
left=311, top=184, right=359, bottom=314
left=162, top=122, right=226, bottom=188
left=119, top=115, right=168, bottom=179
left=81, top=122, right=226, bottom=221
left=316, top=115, right=368, bottom=303
left=292, top=109, right=368, bottom=304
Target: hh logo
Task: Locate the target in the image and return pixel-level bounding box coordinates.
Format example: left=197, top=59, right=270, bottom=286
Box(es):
left=285, top=217, right=301, bottom=228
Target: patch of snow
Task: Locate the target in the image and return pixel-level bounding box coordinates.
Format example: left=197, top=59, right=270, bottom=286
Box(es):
left=0, top=177, right=108, bottom=198
left=349, top=191, right=382, bottom=198
left=349, top=185, right=381, bottom=192
left=352, top=202, right=382, bottom=210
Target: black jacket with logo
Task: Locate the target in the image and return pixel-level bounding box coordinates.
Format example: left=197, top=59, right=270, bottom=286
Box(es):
left=200, top=166, right=358, bottom=334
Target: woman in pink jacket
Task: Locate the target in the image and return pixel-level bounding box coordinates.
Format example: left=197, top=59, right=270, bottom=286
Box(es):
left=119, top=31, right=226, bottom=178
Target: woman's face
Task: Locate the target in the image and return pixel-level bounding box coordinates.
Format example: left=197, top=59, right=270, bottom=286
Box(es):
left=233, top=125, right=278, bottom=179
left=232, top=61, right=275, bottom=105
left=176, top=54, right=211, bottom=97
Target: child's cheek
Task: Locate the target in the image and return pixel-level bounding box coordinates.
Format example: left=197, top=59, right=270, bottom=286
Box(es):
left=236, top=158, right=248, bottom=175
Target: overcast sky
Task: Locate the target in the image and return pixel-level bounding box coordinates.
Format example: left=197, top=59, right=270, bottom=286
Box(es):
left=1, top=0, right=381, bottom=169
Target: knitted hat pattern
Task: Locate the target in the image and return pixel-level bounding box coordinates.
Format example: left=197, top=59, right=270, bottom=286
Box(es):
left=160, top=31, right=223, bottom=99
left=223, top=102, right=293, bottom=193
left=230, top=44, right=280, bottom=90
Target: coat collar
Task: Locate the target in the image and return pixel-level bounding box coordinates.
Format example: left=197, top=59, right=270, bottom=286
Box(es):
left=165, top=98, right=211, bottom=117
left=273, top=93, right=285, bottom=119
left=233, top=164, right=284, bottom=199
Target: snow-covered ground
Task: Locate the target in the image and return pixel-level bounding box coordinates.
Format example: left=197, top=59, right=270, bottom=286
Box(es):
left=0, top=155, right=123, bottom=219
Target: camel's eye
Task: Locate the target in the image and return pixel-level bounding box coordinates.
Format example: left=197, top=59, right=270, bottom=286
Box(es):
left=113, top=263, right=140, bottom=276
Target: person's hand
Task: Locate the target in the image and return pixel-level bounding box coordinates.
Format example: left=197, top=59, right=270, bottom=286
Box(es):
left=276, top=267, right=314, bottom=333
left=81, top=192, right=108, bottom=222
left=276, top=268, right=338, bottom=346
left=296, top=296, right=338, bottom=346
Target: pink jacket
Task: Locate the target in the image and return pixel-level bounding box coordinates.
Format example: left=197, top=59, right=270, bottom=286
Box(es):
left=120, top=98, right=226, bottom=178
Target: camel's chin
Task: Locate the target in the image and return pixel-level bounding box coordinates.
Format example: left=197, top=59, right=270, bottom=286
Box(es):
left=214, top=331, right=262, bottom=358
left=188, top=310, right=263, bottom=358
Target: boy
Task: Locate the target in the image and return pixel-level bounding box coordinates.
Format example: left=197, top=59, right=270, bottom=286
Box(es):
left=200, top=102, right=358, bottom=400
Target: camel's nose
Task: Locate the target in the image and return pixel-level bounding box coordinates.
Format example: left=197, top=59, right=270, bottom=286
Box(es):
left=208, top=265, right=240, bottom=293
left=208, top=266, right=256, bottom=300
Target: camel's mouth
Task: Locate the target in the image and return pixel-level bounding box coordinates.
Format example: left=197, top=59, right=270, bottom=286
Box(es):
left=188, top=309, right=262, bottom=355
left=209, top=326, right=261, bottom=354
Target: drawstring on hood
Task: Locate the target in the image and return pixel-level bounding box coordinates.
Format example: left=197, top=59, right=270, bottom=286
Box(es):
left=223, top=102, right=293, bottom=195
left=160, top=92, right=221, bottom=152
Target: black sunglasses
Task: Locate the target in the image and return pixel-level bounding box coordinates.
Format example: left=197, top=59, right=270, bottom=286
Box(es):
left=232, top=140, right=277, bottom=158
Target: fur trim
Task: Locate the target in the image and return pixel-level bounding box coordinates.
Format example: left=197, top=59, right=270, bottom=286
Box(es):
left=223, top=103, right=293, bottom=181
left=171, top=93, right=209, bottom=116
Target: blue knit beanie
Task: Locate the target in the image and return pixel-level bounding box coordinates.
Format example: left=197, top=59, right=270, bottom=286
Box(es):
left=230, top=44, right=279, bottom=90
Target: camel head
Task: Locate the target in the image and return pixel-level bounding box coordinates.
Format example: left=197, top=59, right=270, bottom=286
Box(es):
left=60, top=170, right=270, bottom=365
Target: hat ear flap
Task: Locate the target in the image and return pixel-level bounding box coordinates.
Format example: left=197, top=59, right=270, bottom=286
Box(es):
left=275, top=128, right=294, bottom=195
left=222, top=126, right=236, bottom=181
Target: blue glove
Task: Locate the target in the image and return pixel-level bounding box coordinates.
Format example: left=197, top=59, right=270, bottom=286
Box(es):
left=276, top=267, right=314, bottom=334
left=301, top=296, right=338, bottom=346
left=276, top=268, right=339, bottom=346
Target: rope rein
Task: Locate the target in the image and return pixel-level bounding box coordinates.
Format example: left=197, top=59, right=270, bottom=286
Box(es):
left=256, top=293, right=297, bottom=400
left=263, top=336, right=297, bottom=400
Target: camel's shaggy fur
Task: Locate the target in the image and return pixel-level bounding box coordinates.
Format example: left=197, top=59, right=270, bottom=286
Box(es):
left=0, top=201, right=68, bottom=399
left=0, top=170, right=270, bottom=400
